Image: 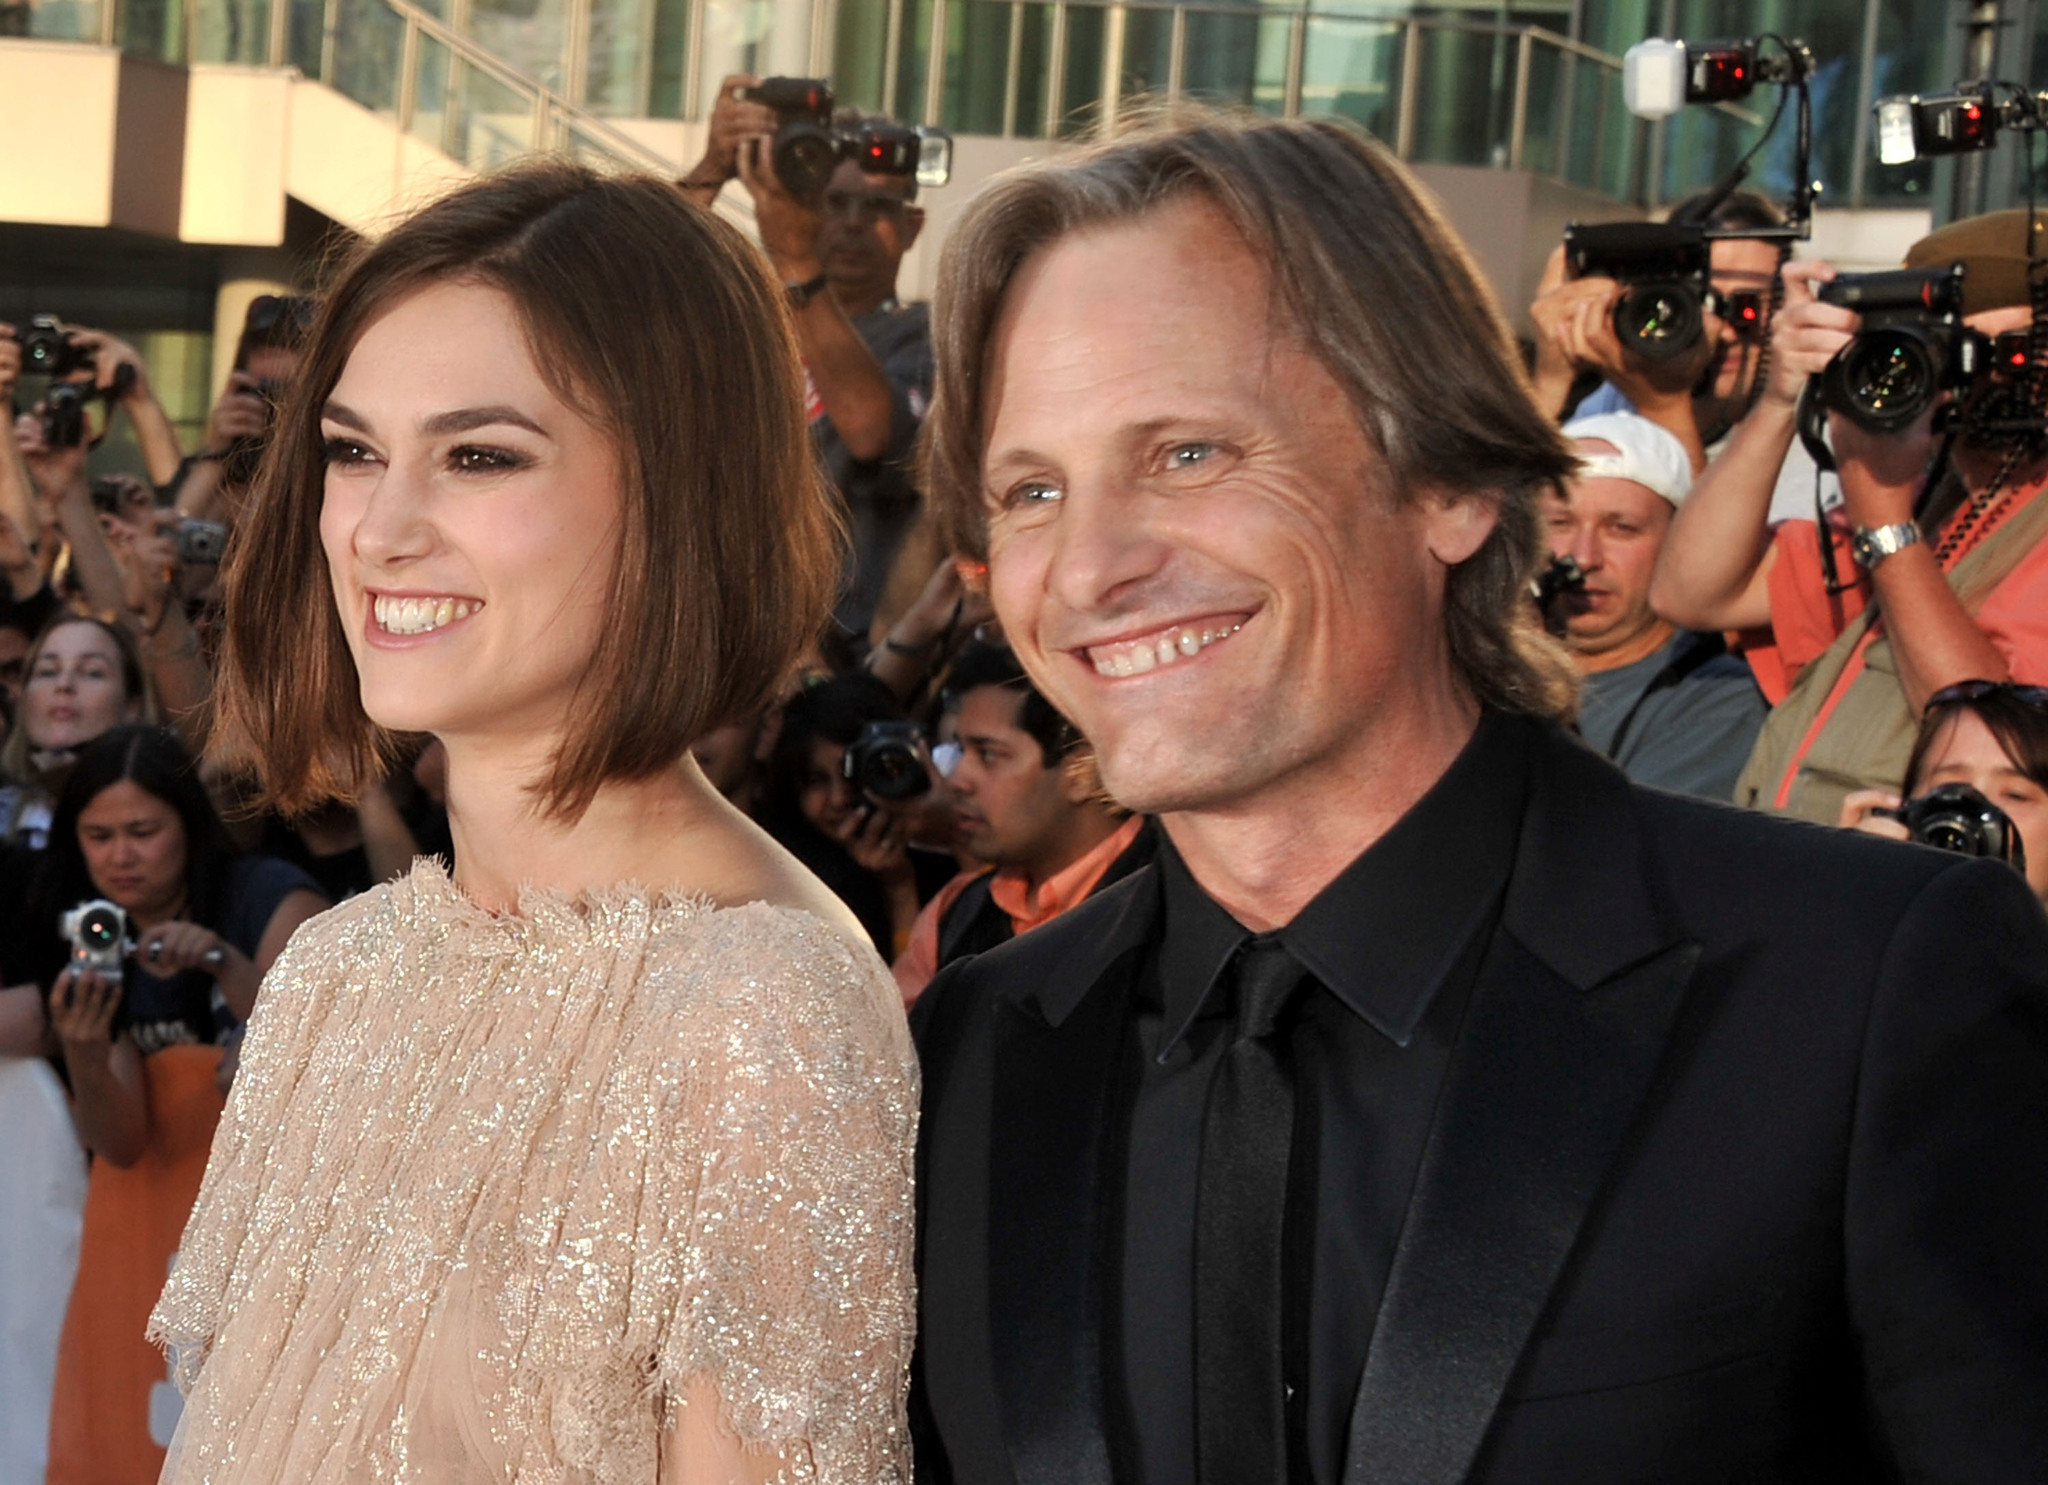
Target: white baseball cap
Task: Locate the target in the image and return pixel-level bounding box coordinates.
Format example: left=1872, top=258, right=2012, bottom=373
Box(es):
left=1562, top=411, right=1693, bottom=508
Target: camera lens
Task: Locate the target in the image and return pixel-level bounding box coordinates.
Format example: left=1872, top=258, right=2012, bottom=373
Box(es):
left=1835, top=328, right=1936, bottom=431
left=1613, top=281, right=1702, bottom=360
left=82, top=909, right=121, bottom=947
left=774, top=125, right=842, bottom=202
left=860, top=744, right=927, bottom=800
left=1921, top=819, right=1978, bottom=854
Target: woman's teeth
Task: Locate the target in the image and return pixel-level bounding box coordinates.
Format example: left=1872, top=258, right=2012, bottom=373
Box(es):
left=373, top=595, right=478, bottom=635
left=1090, top=622, right=1242, bottom=678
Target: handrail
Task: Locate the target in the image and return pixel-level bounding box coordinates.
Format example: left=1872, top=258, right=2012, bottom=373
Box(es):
left=373, top=0, right=679, bottom=174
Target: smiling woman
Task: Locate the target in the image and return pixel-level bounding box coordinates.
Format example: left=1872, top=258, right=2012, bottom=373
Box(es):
left=148, top=163, right=918, bottom=1484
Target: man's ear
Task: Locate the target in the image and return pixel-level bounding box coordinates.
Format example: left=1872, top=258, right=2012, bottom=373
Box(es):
left=1421, top=488, right=1498, bottom=567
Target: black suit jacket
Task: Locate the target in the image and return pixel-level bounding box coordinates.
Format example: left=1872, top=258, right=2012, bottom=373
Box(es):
left=909, top=721, right=2048, bottom=1484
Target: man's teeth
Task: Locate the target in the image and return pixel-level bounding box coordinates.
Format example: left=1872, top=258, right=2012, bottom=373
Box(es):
left=373, top=595, right=478, bottom=635
left=1090, top=622, right=1242, bottom=678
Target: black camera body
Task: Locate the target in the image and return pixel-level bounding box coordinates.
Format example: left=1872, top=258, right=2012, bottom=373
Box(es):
left=176, top=517, right=229, bottom=564
left=1816, top=266, right=1980, bottom=432
left=738, top=77, right=951, bottom=202
left=1880, top=782, right=2028, bottom=872
left=843, top=719, right=930, bottom=802
left=41, top=381, right=93, bottom=449
left=1563, top=220, right=1715, bottom=361
left=19, top=315, right=92, bottom=377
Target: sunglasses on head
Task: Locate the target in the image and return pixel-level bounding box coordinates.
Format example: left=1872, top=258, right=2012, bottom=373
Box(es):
left=1927, top=679, right=2048, bottom=712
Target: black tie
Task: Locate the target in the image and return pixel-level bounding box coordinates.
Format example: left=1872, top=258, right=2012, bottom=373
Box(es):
left=1194, top=936, right=1306, bottom=1485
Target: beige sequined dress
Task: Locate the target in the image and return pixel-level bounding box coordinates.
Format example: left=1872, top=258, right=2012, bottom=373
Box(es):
left=148, top=860, right=918, bottom=1484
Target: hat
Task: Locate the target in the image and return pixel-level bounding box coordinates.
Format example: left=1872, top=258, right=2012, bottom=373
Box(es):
left=1561, top=411, right=1693, bottom=507
left=1905, top=209, right=2048, bottom=317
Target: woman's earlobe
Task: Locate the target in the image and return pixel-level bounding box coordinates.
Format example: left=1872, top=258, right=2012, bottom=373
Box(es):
left=1423, top=490, right=1499, bottom=567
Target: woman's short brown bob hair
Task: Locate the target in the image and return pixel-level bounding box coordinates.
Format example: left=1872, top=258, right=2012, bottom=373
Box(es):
left=214, top=160, right=845, bottom=819
left=921, top=107, right=1580, bottom=722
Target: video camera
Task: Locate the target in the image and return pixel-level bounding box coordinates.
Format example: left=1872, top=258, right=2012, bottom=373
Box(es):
left=738, top=78, right=952, bottom=203
left=1559, top=36, right=1815, bottom=364
left=60, top=898, right=131, bottom=984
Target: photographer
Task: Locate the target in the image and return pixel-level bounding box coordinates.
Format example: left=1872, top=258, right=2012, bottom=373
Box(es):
left=1654, top=212, right=2048, bottom=823
left=1543, top=412, right=1767, bottom=800
left=32, top=725, right=324, bottom=1483
left=172, top=294, right=313, bottom=525
left=683, top=78, right=933, bottom=641
left=892, top=641, right=1152, bottom=1004
left=757, top=672, right=954, bottom=957
left=0, top=320, right=184, bottom=492
left=1840, top=681, right=2048, bottom=906
left=1530, top=189, right=1784, bottom=473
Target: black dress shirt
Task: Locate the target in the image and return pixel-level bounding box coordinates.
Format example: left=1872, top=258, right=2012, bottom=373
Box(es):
left=1116, top=713, right=1531, bottom=1484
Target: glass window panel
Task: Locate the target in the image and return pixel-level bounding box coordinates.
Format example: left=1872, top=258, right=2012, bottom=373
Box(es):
left=449, top=59, right=534, bottom=168
left=893, top=0, right=931, bottom=122
left=22, top=0, right=106, bottom=43
left=834, top=0, right=892, bottom=113
left=1180, top=9, right=1259, bottom=109
left=645, top=0, right=689, bottom=115
left=116, top=0, right=185, bottom=62
left=694, top=0, right=774, bottom=114
left=1056, top=1, right=1103, bottom=135
left=287, top=0, right=322, bottom=76
left=409, top=29, right=452, bottom=149
left=1299, top=15, right=1399, bottom=143
left=1118, top=4, right=1169, bottom=102
left=1248, top=11, right=1292, bottom=117
left=940, top=0, right=1015, bottom=134
left=584, top=0, right=653, bottom=113
left=331, top=0, right=404, bottom=115
left=1008, top=1, right=1052, bottom=135
left=468, top=0, right=568, bottom=94
left=193, top=0, right=271, bottom=62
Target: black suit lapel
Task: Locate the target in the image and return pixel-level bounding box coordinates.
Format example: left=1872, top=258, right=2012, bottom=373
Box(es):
left=986, top=871, right=1158, bottom=1485
left=1346, top=730, right=1701, bottom=1485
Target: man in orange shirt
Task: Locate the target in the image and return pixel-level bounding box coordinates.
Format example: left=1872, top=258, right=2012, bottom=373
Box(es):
left=1650, top=210, right=2048, bottom=824
left=895, top=642, right=1152, bottom=1004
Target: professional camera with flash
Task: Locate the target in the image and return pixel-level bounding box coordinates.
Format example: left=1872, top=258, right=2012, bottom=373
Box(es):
left=1558, top=35, right=1815, bottom=363
left=61, top=898, right=132, bottom=983
left=1813, top=265, right=1981, bottom=432
left=737, top=77, right=953, bottom=202
left=13, top=314, right=136, bottom=449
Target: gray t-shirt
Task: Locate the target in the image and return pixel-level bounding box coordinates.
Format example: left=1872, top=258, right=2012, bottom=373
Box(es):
left=1578, top=629, right=1770, bottom=802
left=814, top=300, right=934, bottom=639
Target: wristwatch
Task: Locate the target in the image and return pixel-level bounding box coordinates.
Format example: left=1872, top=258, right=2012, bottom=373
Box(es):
left=1850, top=521, right=1921, bottom=571
left=785, top=272, right=829, bottom=309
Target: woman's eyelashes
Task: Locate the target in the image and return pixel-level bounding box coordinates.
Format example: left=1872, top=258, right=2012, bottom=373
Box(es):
left=321, top=436, right=533, bottom=476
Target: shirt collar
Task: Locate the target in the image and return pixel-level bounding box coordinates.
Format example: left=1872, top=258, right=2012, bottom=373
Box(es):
left=1155, top=711, right=1532, bottom=1053
left=989, top=814, right=1147, bottom=934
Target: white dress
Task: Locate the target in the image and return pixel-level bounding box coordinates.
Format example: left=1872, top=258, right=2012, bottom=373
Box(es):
left=150, top=861, right=918, bottom=1483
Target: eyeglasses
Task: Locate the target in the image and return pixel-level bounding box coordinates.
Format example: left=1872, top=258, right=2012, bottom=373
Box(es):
left=1927, top=679, right=2048, bottom=711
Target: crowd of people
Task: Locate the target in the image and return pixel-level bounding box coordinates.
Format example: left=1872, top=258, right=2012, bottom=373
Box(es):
left=0, top=88, right=2044, bottom=1485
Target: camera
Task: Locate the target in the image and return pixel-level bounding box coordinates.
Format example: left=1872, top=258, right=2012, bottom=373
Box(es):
left=842, top=720, right=931, bottom=802
left=60, top=898, right=131, bottom=982
left=1532, top=552, right=1588, bottom=637
left=1876, top=782, right=2028, bottom=872
left=176, top=517, right=229, bottom=564
left=1562, top=221, right=1718, bottom=361
left=1872, top=84, right=2048, bottom=166
left=41, top=381, right=93, bottom=449
left=1815, top=266, right=1981, bottom=432
left=221, top=377, right=287, bottom=489
left=738, top=77, right=953, bottom=201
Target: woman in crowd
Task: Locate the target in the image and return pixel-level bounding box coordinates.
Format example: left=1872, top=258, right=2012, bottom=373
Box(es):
left=760, top=671, right=957, bottom=959
left=35, top=725, right=326, bottom=1485
left=1841, top=680, right=2048, bottom=905
left=149, top=161, right=917, bottom=1482
left=0, top=614, right=149, bottom=848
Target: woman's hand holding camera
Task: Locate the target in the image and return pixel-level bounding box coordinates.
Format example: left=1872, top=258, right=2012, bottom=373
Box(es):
left=49, top=965, right=121, bottom=1050
left=139, top=921, right=237, bottom=978
left=1840, top=787, right=1912, bottom=840
left=836, top=798, right=913, bottom=880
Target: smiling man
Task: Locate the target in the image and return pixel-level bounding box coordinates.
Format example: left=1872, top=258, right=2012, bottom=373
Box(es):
left=905, top=115, right=2048, bottom=1485
left=1544, top=411, right=1766, bottom=801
